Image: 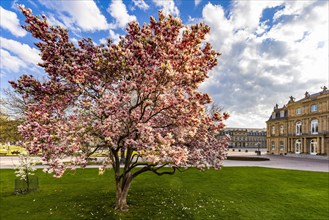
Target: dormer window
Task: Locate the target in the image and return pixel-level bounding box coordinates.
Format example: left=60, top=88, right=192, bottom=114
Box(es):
left=296, top=108, right=302, bottom=115
left=280, top=111, right=284, bottom=117
left=311, top=105, right=318, bottom=112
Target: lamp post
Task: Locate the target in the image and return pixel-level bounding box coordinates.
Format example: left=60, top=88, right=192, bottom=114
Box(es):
left=256, top=142, right=261, bottom=156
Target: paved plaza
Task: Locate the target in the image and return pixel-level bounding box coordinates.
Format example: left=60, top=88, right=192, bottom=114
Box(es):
left=224, top=149, right=329, bottom=172
left=1, top=150, right=328, bottom=172
left=224, top=154, right=329, bottom=172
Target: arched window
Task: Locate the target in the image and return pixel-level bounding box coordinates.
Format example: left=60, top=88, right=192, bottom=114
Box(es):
left=310, top=140, right=317, bottom=155
left=272, top=126, right=275, bottom=135
left=296, top=121, right=302, bottom=135
left=295, top=139, right=301, bottom=154
left=311, top=119, right=318, bottom=134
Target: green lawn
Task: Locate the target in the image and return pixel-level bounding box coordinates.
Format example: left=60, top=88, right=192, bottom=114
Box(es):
left=0, top=167, right=328, bottom=220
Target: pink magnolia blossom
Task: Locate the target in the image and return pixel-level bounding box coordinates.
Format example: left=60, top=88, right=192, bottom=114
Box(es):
left=11, top=6, right=229, bottom=210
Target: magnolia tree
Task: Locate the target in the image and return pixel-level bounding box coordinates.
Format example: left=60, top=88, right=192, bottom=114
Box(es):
left=12, top=6, right=229, bottom=210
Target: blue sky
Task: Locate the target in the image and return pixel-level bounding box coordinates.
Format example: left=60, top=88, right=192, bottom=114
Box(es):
left=1, top=0, right=328, bottom=128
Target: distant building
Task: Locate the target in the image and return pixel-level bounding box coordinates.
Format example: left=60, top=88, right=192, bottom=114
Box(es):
left=217, top=128, right=266, bottom=148
left=266, top=86, right=329, bottom=155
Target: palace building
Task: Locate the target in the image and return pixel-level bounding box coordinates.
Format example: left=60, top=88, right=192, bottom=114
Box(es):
left=217, top=128, right=266, bottom=148
left=266, top=86, right=329, bottom=155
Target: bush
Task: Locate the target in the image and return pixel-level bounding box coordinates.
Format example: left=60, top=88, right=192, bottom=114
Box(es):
left=11, top=150, right=20, bottom=155
left=227, top=156, right=270, bottom=161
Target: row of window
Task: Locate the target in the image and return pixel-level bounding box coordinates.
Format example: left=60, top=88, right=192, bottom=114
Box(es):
left=231, top=137, right=265, bottom=141
left=272, top=111, right=285, bottom=119
left=271, top=119, right=319, bottom=135
left=271, top=141, right=284, bottom=150
left=272, top=104, right=319, bottom=119
left=296, top=120, right=318, bottom=134
left=295, top=104, right=318, bottom=115
left=231, top=142, right=265, bottom=147
left=220, top=132, right=266, bottom=136
left=271, top=140, right=318, bottom=154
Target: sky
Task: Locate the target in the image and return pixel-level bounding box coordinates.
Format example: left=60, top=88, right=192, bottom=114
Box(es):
left=0, top=0, right=328, bottom=128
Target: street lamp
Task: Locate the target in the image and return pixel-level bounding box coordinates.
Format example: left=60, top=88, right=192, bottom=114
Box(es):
left=256, top=142, right=261, bottom=156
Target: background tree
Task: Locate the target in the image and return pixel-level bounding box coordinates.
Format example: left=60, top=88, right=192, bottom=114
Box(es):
left=206, top=103, right=225, bottom=117
left=0, top=87, right=28, bottom=145
left=12, top=6, right=229, bottom=211
left=1, top=88, right=28, bottom=119
left=0, top=111, right=22, bottom=144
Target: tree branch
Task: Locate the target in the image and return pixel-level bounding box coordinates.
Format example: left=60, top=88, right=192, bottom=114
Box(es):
left=150, top=167, right=176, bottom=176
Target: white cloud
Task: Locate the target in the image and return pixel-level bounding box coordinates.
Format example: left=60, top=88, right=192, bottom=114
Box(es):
left=39, top=0, right=108, bottom=32
left=109, top=30, right=121, bottom=44
left=132, top=0, right=149, bottom=11
left=107, top=0, right=137, bottom=29
left=200, top=1, right=328, bottom=128
left=0, top=37, right=41, bottom=65
left=46, top=13, right=67, bottom=28
left=0, top=49, right=27, bottom=73
left=273, top=1, right=315, bottom=21
left=0, top=6, right=27, bottom=37
left=229, top=1, right=283, bottom=32
left=152, top=0, right=179, bottom=17
left=195, top=0, right=202, bottom=7
left=0, top=38, right=45, bottom=88
left=99, top=30, right=121, bottom=46
left=99, top=38, right=107, bottom=45
left=70, top=38, right=79, bottom=47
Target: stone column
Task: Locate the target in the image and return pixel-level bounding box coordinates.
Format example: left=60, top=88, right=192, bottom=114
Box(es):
left=303, top=138, right=307, bottom=153
left=317, top=137, right=320, bottom=154
left=291, top=138, right=293, bottom=152
left=321, top=137, right=325, bottom=155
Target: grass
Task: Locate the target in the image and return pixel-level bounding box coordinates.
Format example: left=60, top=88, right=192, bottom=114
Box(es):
left=0, top=167, right=328, bottom=220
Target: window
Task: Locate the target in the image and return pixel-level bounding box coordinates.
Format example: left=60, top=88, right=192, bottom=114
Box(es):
left=296, top=122, right=302, bottom=135
left=310, top=140, right=317, bottom=155
left=272, top=113, right=276, bottom=119
left=279, top=141, right=284, bottom=151
left=295, top=139, right=301, bottom=154
left=296, top=108, right=302, bottom=115
left=271, top=141, right=275, bottom=150
left=272, top=126, right=275, bottom=135
left=311, top=119, right=318, bottom=134
left=311, top=104, right=318, bottom=112
left=280, top=125, right=284, bottom=134
left=280, top=111, right=284, bottom=117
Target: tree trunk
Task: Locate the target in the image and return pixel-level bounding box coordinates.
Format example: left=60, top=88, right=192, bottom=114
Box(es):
left=115, top=172, right=132, bottom=211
